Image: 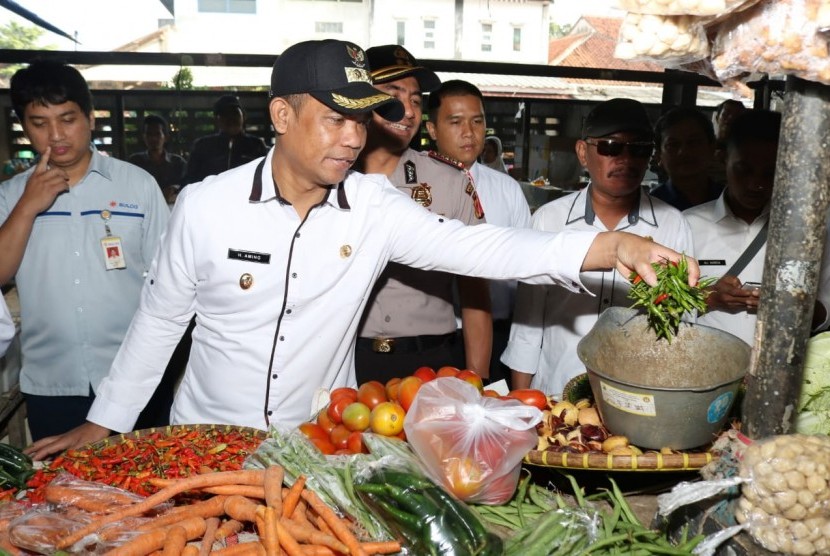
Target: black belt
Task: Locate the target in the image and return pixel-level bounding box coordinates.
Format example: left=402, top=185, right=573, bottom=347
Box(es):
left=357, top=333, right=455, bottom=354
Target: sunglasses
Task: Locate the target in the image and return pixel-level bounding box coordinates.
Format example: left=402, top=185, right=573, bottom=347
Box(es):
left=585, top=138, right=654, bottom=158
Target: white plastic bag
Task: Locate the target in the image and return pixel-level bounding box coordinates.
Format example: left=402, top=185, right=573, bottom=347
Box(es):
left=403, top=377, right=542, bottom=505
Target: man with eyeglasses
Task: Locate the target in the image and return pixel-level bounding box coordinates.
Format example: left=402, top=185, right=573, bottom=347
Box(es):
left=502, top=98, right=694, bottom=398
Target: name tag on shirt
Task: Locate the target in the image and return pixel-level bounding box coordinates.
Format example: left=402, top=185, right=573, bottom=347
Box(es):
left=228, top=249, right=271, bottom=264
left=101, top=236, right=127, bottom=270
left=699, top=259, right=727, bottom=266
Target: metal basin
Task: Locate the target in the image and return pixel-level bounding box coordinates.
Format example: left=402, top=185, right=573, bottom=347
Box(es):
left=577, top=307, right=751, bottom=450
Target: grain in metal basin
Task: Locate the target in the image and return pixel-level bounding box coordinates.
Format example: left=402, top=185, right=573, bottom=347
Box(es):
left=577, top=307, right=751, bottom=450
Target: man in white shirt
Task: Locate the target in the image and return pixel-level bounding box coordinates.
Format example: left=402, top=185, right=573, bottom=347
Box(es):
left=0, top=295, right=14, bottom=358
left=685, top=109, right=829, bottom=345
left=26, top=41, right=699, bottom=460
left=502, top=98, right=694, bottom=398
left=426, top=79, right=531, bottom=387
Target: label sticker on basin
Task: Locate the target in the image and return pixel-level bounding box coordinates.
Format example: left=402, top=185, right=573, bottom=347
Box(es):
left=707, top=392, right=734, bottom=424
left=600, top=382, right=656, bottom=416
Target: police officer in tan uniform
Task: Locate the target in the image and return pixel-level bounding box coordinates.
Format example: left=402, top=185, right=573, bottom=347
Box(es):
left=354, top=45, right=492, bottom=384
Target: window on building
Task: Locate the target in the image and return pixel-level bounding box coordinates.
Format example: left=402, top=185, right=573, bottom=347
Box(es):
left=481, top=22, right=492, bottom=52
left=198, top=0, right=255, bottom=13
left=315, top=21, right=344, bottom=33
left=513, top=27, right=522, bottom=51
left=397, top=21, right=406, bottom=45
left=424, top=19, right=435, bottom=49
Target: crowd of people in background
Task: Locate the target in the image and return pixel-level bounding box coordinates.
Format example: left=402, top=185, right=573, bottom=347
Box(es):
left=0, top=40, right=806, bottom=460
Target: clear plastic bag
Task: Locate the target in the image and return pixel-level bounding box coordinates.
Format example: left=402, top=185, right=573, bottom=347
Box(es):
left=614, top=12, right=710, bottom=64
left=711, top=0, right=830, bottom=86
left=403, top=377, right=542, bottom=505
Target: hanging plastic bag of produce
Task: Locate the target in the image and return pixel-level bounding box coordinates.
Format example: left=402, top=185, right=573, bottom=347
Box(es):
left=403, top=377, right=543, bottom=505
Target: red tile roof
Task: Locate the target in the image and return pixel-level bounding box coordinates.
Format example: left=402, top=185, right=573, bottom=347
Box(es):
left=549, top=16, right=664, bottom=80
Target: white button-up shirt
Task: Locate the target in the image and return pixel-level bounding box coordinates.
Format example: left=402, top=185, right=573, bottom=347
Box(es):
left=684, top=194, right=830, bottom=346
left=502, top=186, right=694, bottom=398
left=0, top=295, right=14, bottom=358
left=471, top=162, right=532, bottom=320
left=89, top=149, right=598, bottom=432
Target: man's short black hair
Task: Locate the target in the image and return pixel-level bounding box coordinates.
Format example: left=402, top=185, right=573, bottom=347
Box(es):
left=427, top=79, right=484, bottom=121
left=10, top=60, right=94, bottom=121
left=715, top=99, right=746, bottom=119
left=654, top=107, right=715, bottom=147
left=143, top=114, right=168, bottom=130
left=726, top=109, right=781, bottom=150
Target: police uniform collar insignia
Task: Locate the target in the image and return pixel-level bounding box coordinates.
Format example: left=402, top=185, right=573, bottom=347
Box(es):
left=428, top=150, right=465, bottom=170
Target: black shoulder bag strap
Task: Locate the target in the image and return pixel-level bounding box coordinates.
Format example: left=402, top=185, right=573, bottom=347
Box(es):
left=725, top=219, right=770, bottom=277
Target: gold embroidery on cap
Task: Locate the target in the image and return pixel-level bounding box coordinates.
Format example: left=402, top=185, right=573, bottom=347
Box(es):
left=331, top=93, right=390, bottom=110
left=340, top=245, right=352, bottom=258
left=344, top=67, right=371, bottom=83
left=239, top=273, right=253, bottom=290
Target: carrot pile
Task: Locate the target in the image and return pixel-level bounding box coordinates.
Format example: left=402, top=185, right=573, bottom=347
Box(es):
left=2, top=466, right=401, bottom=556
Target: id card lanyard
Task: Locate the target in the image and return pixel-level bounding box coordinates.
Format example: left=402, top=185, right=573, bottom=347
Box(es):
left=100, top=209, right=127, bottom=270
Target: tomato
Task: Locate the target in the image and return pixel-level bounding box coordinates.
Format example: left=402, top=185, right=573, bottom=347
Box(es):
left=413, top=366, right=437, bottom=383
left=482, top=389, right=500, bottom=398
left=397, top=376, right=423, bottom=412
left=442, top=457, right=486, bottom=500
left=506, top=389, right=549, bottom=411
left=342, top=401, right=371, bottom=432
left=347, top=431, right=367, bottom=454
left=329, top=424, right=351, bottom=450
left=357, top=381, right=388, bottom=409
left=436, top=366, right=461, bottom=378
left=329, top=387, right=358, bottom=404
left=298, top=422, right=328, bottom=442
left=370, top=401, right=406, bottom=436
left=316, top=409, right=337, bottom=433
left=385, top=377, right=402, bottom=401
left=456, top=369, right=484, bottom=391
left=326, top=396, right=352, bottom=425
left=310, top=437, right=336, bottom=455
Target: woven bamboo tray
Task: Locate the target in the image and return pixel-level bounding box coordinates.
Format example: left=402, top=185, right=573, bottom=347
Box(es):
left=526, top=374, right=717, bottom=471
left=524, top=449, right=714, bottom=471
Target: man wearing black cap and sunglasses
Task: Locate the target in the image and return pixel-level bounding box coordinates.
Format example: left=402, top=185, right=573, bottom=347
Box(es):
left=354, top=45, right=492, bottom=385
left=503, top=98, right=694, bottom=399
left=27, top=45, right=700, bottom=460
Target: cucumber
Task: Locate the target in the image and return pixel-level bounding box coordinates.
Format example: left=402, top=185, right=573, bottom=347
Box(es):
left=0, top=442, right=33, bottom=489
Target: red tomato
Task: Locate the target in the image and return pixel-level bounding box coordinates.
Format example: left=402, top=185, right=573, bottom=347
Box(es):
left=413, top=366, right=437, bottom=383
left=506, top=389, right=549, bottom=411
left=357, top=381, right=388, bottom=409
left=342, top=401, right=371, bottom=432
left=298, top=422, right=328, bottom=442
left=347, top=431, right=367, bottom=454
left=442, top=457, right=485, bottom=500
left=482, top=389, right=500, bottom=398
left=456, top=369, right=484, bottom=391
left=329, top=424, right=351, bottom=450
left=436, top=366, right=461, bottom=378
left=385, top=377, right=402, bottom=402
left=329, top=387, right=358, bottom=404
left=370, top=402, right=406, bottom=436
left=316, top=409, right=337, bottom=433
left=327, top=396, right=352, bottom=425
left=397, top=376, right=423, bottom=412
left=310, top=437, right=336, bottom=455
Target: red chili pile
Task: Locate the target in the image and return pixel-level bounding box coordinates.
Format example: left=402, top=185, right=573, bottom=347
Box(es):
left=25, top=426, right=264, bottom=502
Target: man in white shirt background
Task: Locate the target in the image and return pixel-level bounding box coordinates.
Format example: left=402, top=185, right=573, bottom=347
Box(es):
left=502, top=98, right=694, bottom=398
left=426, top=79, right=531, bottom=387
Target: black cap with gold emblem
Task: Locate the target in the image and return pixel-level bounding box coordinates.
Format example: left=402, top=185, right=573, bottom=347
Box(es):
left=366, top=45, right=441, bottom=93
left=270, top=40, right=405, bottom=122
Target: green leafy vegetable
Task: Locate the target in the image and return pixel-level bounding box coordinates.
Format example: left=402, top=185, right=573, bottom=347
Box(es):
left=796, top=332, right=830, bottom=435
left=627, top=255, right=716, bottom=342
